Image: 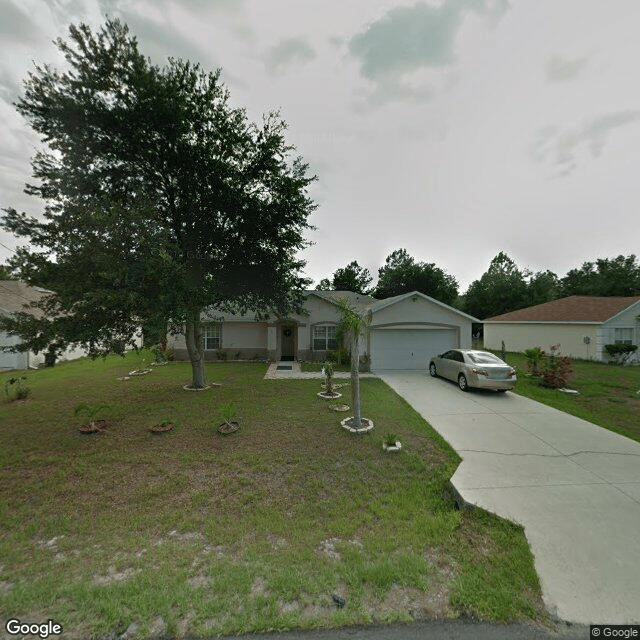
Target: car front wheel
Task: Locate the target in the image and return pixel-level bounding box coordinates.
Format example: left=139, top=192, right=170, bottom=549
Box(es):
left=429, top=363, right=437, bottom=377
left=458, top=374, right=469, bottom=392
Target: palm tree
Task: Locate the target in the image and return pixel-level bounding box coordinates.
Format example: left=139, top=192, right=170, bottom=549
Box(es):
left=336, top=298, right=370, bottom=430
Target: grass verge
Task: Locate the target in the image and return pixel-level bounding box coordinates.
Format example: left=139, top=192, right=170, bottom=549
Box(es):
left=499, top=351, right=640, bottom=443
left=0, top=352, right=548, bottom=638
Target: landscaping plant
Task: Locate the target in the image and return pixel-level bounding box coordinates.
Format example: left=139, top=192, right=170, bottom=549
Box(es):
left=539, top=346, right=573, bottom=389
left=217, top=401, right=237, bottom=427
left=74, top=402, right=111, bottom=429
left=523, top=347, right=545, bottom=376
left=4, top=376, right=30, bottom=401
left=604, top=343, right=638, bottom=365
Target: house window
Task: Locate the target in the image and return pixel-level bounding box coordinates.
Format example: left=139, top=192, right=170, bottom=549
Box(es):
left=203, top=323, right=221, bottom=350
left=614, top=328, right=634, bottom=345
left=313, top=325, right=337, bottom=351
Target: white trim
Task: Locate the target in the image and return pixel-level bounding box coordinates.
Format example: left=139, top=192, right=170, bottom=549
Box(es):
left=604, top=299, right=640, bottom=324
left=369, top=291, right=479, bottom=322
left=484, top=320, right=601, bottom=325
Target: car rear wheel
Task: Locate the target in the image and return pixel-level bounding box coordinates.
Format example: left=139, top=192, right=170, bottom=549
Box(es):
left=429, top=363, right=437, bottom=377
left=458, top=374, right=469, bottom=392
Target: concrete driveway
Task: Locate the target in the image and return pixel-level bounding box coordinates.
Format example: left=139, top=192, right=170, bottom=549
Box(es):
left=378, top=372, right=640, bottom=625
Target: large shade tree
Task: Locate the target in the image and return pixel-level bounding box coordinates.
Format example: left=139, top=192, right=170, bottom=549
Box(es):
left=463, top=252, right=529, bottom=319
left=373, top=249, right=458, bottom=304
left=463, top=252, right=559, bottom=319
left=315, top=260, right=373, bottom=294
left=1, top=19, right=316, bottom=387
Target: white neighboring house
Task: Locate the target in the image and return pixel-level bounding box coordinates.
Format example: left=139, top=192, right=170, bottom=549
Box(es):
left=484, top=295, right=640, bottom=363
left=0, top=280, right=90, bottom=370
left=168, top=290, right=478, bottom=372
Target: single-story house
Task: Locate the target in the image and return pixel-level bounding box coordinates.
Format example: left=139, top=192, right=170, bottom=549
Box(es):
left=1, top=280, right=101, bottom=370
left=168, top=290, right=478, bottom=372
left=484, top=295, right=640, bottom=362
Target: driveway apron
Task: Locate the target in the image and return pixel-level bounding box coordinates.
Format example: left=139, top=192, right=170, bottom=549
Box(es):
left=379, top=372, right=640, bottom=625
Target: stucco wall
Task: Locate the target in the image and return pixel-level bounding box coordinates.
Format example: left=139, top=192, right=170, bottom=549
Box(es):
left=484, top=323, right=599, bottom=360
left=371, top=295, right=474, bottom=349
left=599, top=302, right=640, bottom=362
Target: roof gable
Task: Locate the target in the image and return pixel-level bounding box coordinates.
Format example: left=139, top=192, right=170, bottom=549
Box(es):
left=486, top=296, right=640, bottom=323
left=368, top=290, right=479, bottom=322
left=0, top=281, right=52, bottom=317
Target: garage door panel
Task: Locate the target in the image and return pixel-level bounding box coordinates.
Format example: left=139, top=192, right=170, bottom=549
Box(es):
left=371, top=329, right=456, bottom=371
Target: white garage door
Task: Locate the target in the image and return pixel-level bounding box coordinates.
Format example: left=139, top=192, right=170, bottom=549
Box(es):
left=371, top=328, right=457, bottom=371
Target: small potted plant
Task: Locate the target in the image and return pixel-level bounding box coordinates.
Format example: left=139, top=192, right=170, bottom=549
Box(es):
left=75, top=402, right=111, bottom=433
left=382, top=431, right=401, bottom=452
left=217, top=402, right=239, bottom=435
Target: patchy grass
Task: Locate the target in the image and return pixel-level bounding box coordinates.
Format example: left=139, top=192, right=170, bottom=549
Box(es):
left=500, top=351, right=640, bottom=443
left=0, top=353, right=547, bottom=638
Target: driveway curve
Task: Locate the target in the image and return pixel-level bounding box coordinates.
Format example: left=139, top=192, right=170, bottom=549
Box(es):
left=379, top=372, right=640, bottom=625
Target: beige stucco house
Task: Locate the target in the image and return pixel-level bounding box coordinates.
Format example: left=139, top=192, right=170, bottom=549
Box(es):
left=0, top=281, right=92, bottom=370
left=484, top=295, right=640, bottom=363
left=169, top=290, right=477, bottom=372
left=0, top=280, right=144, bottom=370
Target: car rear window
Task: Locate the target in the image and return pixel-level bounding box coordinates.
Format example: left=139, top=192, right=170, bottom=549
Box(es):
left=468, top=352, right=504, bottom=364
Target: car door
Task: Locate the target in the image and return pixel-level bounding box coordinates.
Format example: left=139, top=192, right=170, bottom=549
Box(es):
left=438, top=350, right=456, bottom=380
left=448, top=350, right=464, bottom=381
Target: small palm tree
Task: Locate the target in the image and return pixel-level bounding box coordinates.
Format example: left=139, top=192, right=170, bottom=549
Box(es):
left=322, top=361, right=335, bottom=395
left=74, top=402, right=110, bottom=429
left=336, top=298, right=370, bottom=429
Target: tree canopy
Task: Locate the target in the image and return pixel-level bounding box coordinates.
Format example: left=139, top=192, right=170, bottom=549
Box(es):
left=315, top=260, right=373, bottom=294
left=560, top=255, right=640, bottom=297
left=1, top=19, right=316, bottom=387
left=462, top=252, right=558, bottom=319
left=372, top=249, right=458, bottom=304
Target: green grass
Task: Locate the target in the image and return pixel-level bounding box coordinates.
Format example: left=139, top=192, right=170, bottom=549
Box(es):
left=300, top=361, right=351, bottom=372
left=499, top=351, right=640, bottom=443
left=0, top=352, right=547, bottom=638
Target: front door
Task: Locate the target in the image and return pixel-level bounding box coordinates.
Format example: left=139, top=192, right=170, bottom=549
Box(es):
left=281, top=325, right=295, bottom=361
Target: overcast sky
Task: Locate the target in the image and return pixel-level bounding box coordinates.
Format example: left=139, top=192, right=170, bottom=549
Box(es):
left=1, top=0, right=639, bottom=293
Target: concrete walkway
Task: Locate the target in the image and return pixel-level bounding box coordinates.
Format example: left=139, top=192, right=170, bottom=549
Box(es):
left=264, top=361, right=377, bottom=380
left=379, top=371, right=640, bottom=625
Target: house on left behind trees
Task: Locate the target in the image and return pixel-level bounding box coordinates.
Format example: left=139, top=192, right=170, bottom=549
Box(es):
left=0, top=281, right=114, bottom=370
left=168, top=289, right=477, bottom=372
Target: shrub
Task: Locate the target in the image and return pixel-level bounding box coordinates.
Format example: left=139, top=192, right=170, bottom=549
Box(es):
left=328, top=347, right=350, bottom=366
left=539, top=346, right=572, bottom=389
left=5, top=376, right=30, bottom=401
left=523, top=347, right=545, bottom=376
left=604, top=343, right=638, bottom=365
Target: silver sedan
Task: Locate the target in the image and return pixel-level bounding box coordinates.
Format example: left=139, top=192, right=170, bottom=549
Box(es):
left=429, top=349, right=517, bottom=392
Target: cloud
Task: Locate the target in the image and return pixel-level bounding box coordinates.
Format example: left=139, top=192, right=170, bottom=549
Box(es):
left=545, top=54, right=588, bottom=83
left=265, top=38, right=316, bottom=76
left=530, top=110, right=640, bottom=177
left=0, top=1, right=43, bottom=42
left=348, top=0, right=510, bottom=107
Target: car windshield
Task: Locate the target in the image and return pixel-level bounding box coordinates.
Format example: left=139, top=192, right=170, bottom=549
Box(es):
left=467, top=352, right=505, bottom=365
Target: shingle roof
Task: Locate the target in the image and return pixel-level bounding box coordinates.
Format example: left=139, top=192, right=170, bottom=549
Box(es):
left=0, top=281, right=51, bottom=318
left=486, top=296, right=640, bottom=323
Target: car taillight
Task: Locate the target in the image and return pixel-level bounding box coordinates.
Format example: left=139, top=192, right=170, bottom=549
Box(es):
left=507, top=368, right=516, bottom=377
left=472, top=368, right=489, bottom=376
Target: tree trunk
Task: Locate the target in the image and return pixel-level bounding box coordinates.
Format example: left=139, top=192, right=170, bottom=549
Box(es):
left=185, top=310, right=206, bottom=388
left=351, top=331, right=361, bottom=427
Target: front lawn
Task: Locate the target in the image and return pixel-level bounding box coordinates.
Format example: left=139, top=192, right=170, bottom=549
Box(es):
left=0, top=353, right=547, bottom=638
left=501, top=352, right=640, bottom=443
